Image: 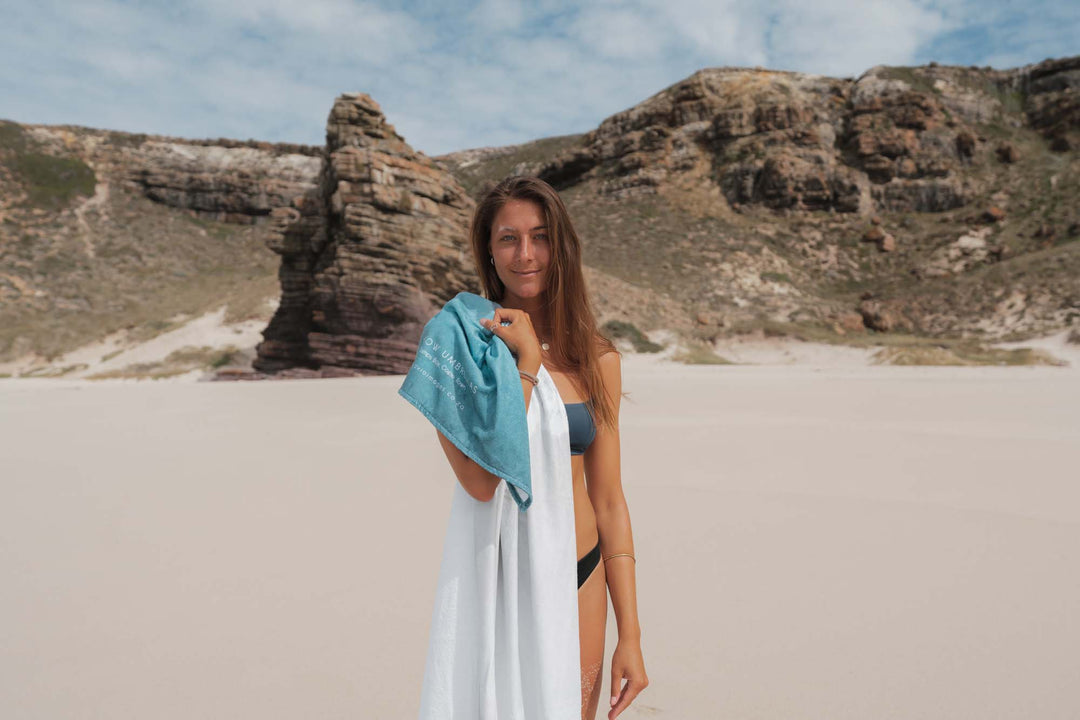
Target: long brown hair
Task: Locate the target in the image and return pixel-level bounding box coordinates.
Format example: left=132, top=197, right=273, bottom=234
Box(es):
left=469, top=176, right=623, bottom=432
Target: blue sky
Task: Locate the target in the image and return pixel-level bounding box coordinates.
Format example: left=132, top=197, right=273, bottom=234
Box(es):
left=0, top=0, right=1076, bottom=156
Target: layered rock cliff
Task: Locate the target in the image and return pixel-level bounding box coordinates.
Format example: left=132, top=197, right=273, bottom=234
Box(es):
left=530, top=57, right=1079, bottom=214
left=438, top=56, right=1080, bottom=344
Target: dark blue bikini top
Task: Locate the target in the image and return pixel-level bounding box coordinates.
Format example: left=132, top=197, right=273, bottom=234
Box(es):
left=564, top=402, right=596, bottom=455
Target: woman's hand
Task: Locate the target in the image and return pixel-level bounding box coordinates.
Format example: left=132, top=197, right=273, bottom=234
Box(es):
left=608, top=639, right=648, bottom=719
left=479, top=308, right=542, bottom=366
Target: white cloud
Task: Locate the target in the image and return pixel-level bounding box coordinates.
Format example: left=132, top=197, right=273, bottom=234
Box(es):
left=82, top=47, right=172, bottom=83
left=569, top=5, right=667, bottom=60
left=0, top=0, right=1075, bottom=155
left=641, top=0, right=768, bottom=63
left=467, top=0, right=527, bottom=32
left=189, top=0, right=433, bottom=52
left=764, top=0, right=953, bottom=76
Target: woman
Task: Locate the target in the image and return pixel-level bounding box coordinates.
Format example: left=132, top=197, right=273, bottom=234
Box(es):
left=434, top=175, right=649, bottom=719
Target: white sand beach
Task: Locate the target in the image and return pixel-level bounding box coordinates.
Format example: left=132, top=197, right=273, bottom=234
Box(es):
left=2, top=355, right=1078, bottom=719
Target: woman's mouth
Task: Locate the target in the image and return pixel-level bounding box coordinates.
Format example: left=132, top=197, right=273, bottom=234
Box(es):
left=515, top=269, right=540, bottom=277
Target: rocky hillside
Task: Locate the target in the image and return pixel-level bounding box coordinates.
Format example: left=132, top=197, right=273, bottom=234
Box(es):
left=0, top=119, right=321, bottom=365
left=1, top=55, right=1077, bottom=376
left=438, top=57, right=1080, bottom=344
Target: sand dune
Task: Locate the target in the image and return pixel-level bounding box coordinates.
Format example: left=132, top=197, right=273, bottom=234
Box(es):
left=0, top=303, right=275, bottom=380
left=2, top=357, right=1078, bottom=719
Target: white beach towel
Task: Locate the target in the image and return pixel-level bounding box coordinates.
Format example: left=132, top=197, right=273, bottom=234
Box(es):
left=418, top=363, right=580, bottom=719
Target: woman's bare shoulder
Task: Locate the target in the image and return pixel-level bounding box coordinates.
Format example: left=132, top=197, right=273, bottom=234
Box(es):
left=598, top=348, right=621, bottom=378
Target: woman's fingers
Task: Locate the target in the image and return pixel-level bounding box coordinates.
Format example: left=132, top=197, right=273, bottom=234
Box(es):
left=482, top=310, right=517, bottom=353
left=487, top=307, right=522, bottom=330
left=609, top=667, right=625, bottom=712
left=484, top=308, right=505, bottom=329
left=609, top=673, right=639, bottom=716
left=482, top=308, right=540, bottom=360
left=608, top=669, right=646, bottom=718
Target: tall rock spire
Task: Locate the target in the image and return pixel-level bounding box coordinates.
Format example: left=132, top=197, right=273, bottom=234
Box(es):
left=255, top=93, right=477, bottom=376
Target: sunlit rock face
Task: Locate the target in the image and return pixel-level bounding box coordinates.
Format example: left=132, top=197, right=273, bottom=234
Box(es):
left=535, top=58, right=1080, bottom=215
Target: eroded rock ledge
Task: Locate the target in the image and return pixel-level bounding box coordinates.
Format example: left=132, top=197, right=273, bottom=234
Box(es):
left=533, top=58, right=1080, bottom=215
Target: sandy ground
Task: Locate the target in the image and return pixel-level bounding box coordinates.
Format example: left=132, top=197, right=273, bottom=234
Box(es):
left=2, top=355, right=1078, bottom=720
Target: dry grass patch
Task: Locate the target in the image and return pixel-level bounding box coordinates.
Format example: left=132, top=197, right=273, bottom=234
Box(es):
left=601, top=320, right=664, bottom=352
left=21, top=363, right=90, bottom=378
left=671, top=342, right=734, bottom=365
left=872, top=343, right=1065, bottom=366
left=85, top=345, right=243, bottom=380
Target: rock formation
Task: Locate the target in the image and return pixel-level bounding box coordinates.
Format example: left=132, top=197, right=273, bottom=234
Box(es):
left=1022, top=56, right=1080, bottom=151
left=253, top=93, right=476, bottom=376
left=436, top=56, right=1079, bottom=342
left=531, top=57, right=1080, bottom=215
left=126, top=141, right=322, bottom=224
left=4, top=125, right=325, bottom=225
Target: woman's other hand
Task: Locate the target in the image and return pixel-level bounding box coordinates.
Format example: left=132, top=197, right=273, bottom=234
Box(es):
left=608, top=639, right=649, bottom=719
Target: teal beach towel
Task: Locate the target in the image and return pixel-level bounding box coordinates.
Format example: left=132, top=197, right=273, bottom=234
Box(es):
left=397, top=291, right=533, bottom=510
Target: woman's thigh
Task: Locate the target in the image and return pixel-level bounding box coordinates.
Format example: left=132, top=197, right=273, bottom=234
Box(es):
left=578, top=559, right=607, bottom=720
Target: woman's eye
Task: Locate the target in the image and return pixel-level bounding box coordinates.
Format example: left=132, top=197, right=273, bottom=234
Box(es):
left=534, top=234, right=548, bottom=241
left=501, top=235, right=515, bottom=243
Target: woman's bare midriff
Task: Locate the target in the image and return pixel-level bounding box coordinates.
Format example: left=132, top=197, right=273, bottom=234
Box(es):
left=571, top=454, right=599, bottom=561
left=544, top=365, right=599, bottom=561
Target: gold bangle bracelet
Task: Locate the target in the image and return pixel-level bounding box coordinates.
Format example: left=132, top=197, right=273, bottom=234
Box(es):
left=602, top=553, right=635, bottom=563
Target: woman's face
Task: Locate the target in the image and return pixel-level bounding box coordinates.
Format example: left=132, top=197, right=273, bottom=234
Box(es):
left=489, top=198, right=551, bottom=301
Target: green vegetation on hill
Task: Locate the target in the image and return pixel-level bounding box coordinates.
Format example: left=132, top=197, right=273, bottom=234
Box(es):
left=13, top=153, right=96, bottom=209
left=601, top=320, right=664, bottom=352
left=1, top=120, right=96, bottom=209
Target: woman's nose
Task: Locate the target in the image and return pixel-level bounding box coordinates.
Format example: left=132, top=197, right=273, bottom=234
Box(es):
left=518, top=237, right=533, bottom=259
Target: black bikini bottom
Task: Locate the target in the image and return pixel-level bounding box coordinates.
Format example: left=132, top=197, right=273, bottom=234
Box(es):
left=577, top=538, right=601, bottom=589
